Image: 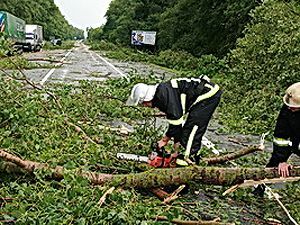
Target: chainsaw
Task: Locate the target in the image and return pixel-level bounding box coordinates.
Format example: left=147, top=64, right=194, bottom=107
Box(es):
left=117, top=136, right=221, bottom=168
left=117, top=142, right=184, bottom=168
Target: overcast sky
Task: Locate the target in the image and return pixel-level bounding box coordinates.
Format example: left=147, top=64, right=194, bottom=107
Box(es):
left=54, top=0, right=112, bottom=31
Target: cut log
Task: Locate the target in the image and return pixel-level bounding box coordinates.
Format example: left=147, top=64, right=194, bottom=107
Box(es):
left=1, top=149, right=300, bottom=189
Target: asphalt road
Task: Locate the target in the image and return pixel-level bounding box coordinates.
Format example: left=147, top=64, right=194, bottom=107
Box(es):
left=22, top=42, right=175, bottom=86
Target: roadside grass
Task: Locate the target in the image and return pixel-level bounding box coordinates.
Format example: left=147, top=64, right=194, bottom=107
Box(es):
left=0, top=69, right=299, bottom=224
left=88, top=40, right=228, bottom=78
left=43, top=40, right=75, bottom=50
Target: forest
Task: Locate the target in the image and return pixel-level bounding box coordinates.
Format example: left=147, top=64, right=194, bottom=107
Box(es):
left=89, top=0, right=260, bottom=57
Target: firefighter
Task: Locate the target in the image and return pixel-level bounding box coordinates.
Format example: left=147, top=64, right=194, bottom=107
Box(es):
left=126, top=76, right=222, bottom=165
left=254, top=82, right=300, bottom=196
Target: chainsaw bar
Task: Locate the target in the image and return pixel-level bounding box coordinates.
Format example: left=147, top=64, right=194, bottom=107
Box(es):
left=117, top=153, right=149, bottom=163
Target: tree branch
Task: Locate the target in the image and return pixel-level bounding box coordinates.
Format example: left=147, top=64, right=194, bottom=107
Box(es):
left=203, top=145, right=263, bottom=165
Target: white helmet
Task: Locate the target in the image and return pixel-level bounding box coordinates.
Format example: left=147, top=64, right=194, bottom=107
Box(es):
left=283, top=82, right=300, bottom=108
left=126, top=83, right=158, bottom=106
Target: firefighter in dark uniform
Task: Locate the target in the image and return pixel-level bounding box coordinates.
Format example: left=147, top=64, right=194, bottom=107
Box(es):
left=254, top=82, right=300, bottom=196
left=126, top=76, right=222, bottom=165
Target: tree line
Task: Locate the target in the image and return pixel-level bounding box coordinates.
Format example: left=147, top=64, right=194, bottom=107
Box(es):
left=89, top=0, right=260, bottom=57
left=0, top=0, right=84, bottom=40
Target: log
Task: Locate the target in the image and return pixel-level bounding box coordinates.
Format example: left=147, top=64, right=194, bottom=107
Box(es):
left=1, top=149, right=300, bottom=189
left=202, top=145, right=262, bottom=165
left=103, top=166, right=300, bottom=188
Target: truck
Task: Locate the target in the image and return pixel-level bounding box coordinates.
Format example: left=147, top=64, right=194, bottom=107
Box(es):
left=24, top=24, right=43, bottom=52
left=0, top=11, right=26, bottom=51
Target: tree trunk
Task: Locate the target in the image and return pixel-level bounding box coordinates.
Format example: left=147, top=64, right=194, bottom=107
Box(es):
left=1, top=149, right=300, bottom=189
left=101, top=166, right=300, bottom=188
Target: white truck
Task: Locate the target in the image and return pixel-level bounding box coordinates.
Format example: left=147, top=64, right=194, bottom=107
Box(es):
left=24, top=24, right=43, bottom=52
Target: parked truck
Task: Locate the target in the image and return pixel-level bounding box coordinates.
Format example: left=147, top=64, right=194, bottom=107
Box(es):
left=0, top=11, right=26, bottom=51
left=24, top=24, right=43, bottom=52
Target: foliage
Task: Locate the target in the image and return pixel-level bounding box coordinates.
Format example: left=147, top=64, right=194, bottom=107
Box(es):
left=101, top=0, right=176, bottom=46
left=0, top=56, right=38, bottom=69
left=88, top=40, right=118, bottom=51
left=43, top=40, right=75, bottom=50
left=93, top=0, right=259, bottom=57
left=216, top=0, right=300, bottom=134
left=0, top=66, right=299, bottom=223
left=90, top=41, right=228, bottom=78
left=87, top=27, right=105, bottom=42
left=157, top=0, right=259, bottom=57
left=0, top=0, right=84, bottom=40
left=0, top=36, right=12, bottom=57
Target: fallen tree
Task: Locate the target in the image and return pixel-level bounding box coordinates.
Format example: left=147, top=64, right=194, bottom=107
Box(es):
left=1, top=149, right=300, bottom=189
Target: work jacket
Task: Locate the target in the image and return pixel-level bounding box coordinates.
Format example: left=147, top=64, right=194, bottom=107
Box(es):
left=151, top=77, right=220, bottom=141
left=273, top=105, right=300, bottom=162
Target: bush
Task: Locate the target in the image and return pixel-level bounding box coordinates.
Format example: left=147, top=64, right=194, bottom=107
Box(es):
left=89, top=40, right=118, bottom=51
left=43, top=40, right=75, bottom=50
left=218, top=0, right=300, bottom=134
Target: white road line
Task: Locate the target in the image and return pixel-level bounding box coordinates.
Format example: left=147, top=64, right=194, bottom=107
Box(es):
left=92, top=51, right=129, bottom=81
left=40, top=49, right=73, bottom=86
left=89, top=51, right=98, bottom=63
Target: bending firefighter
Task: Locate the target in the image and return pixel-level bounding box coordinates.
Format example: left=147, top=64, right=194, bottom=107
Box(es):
left=254, top=82, right=300, bottom=196
left=126, top=77, right=222, bottom=165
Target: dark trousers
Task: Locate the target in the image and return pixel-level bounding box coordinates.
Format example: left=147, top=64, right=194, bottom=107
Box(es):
left=180, top=90, right=222, bottom=160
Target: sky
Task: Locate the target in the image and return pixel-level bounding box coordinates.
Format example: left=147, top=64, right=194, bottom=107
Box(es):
left=54, top=0, right=112, bottom=31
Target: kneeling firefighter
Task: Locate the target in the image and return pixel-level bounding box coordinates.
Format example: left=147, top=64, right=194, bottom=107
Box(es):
left=254, top=82, right=300, bottom=197
left=126, top=76, right=222, bottom=166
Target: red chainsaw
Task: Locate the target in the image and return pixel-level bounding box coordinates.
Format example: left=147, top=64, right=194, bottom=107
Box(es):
left=117, top=143, right=186, bottom=168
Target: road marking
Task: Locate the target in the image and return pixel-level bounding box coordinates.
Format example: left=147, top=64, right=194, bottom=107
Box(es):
left=40, top=48, right=73, bottom=86
left=89, top=51, right=98, bottom=63
left=90, top=51, right=129, bottom=81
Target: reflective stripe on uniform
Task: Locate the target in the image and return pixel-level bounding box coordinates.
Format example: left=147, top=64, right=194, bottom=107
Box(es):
left=180, top=94, right=186, bottom=115
left=191, top=84, right=219, bottom=108
left=171, top=78, right=204, bottom=88
left=171, top=79, right=178, bottom=88
left=199, top=75, right=210, bottom=82
left=273, top=137, right=292, bottom=147
left=167, top=117, right=185, bottom=125
left=185, top=125, right=199, bottom=158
